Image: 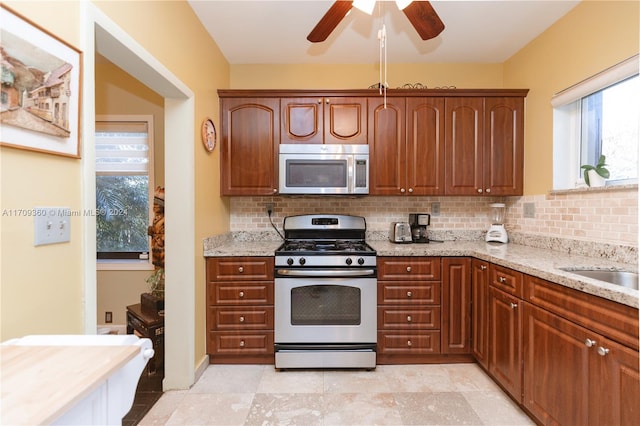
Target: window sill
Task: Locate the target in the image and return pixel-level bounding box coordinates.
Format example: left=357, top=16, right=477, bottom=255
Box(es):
left=97, top=259, right=154, bottom=271
left=550, top=183, right=638, bottom=195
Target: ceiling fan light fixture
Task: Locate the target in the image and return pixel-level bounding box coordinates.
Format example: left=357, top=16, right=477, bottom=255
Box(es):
left=395, top=0, right=412, bottom=10
left=353, top=0, right=376, bottom=15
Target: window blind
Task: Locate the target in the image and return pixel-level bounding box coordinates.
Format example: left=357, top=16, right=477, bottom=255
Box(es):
left=95, top=121, right=149, bottom=175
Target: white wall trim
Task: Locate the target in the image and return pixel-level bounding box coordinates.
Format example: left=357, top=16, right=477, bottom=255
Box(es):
left=82, top=2, right=196, bottom=390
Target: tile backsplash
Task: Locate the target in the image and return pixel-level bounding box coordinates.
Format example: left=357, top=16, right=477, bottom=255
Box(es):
left=228, top=185, right=638, bottom=263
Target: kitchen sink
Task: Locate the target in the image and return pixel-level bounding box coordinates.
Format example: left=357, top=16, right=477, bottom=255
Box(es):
left=559, top=268, right=639, bottom=290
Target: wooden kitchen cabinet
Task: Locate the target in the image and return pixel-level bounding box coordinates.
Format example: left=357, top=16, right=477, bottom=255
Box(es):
left=441, top=257, right=471, bottom=354
left=522, top=275, right=639, bottom=425
left=220, top=97, right=279, bottom=195
left=445, top=96, right=524, bottom=196
left=206, top=257, right=275, bottom=363
left=488, top=264, right=524, bottom=401
left=281, top=96, right=367, bottom=144
left=368, top=97, right=445, bottom=195
left=471, top=259, right=490, bottom=369
left=377, top=257, right=442, bottom=362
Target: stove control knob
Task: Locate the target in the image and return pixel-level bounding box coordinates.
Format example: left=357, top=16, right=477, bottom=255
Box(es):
left=345, top=258, right=353, bottom=265
left=287, top=257, right=294, bottom=266
left=358, top=257, right=365, bottom=265
left=299, top=257, right=306, bottom=265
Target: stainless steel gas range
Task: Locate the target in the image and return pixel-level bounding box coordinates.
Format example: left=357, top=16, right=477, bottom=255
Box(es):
left=274, top=214, right=377, bottom=370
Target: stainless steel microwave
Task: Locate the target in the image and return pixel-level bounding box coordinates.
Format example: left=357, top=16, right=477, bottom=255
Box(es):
left=279, top=144, right=369, bottom=195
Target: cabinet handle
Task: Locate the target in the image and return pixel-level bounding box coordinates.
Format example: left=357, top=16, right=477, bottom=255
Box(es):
left=510, top=302, right=518, bottom=309
left=239, top=316, right=245, bottom=323
left=239, top=340, right=245, bottom=347
left=406, top=266, right=412, bottom=273
left=585, top=338, right=597, bottom=348
left=238, top=266, right=244, bottom=273
left=406, top=291, right=412, bottom=298
left=408, top=188, right=413, bottom=193
left=477, top=188, right=483, bottom=193
left=597, top=346, right=610, bottom=356
left=239, top=291, right=245, bottom=298
left=498, top=276, right=506, bottom=283
left=326, top=98, right=330, bottom=104
left=407, top=315, right=412, bottom=322
left=317, top=99, right=322, bottom=104
left=400, top=188, right=406, bottom=193
left=480, top=265, right=487, bottom=271
left=486, top=188, right=491, bottom=193
left=273, top=188, right=278, bottom=193
left=407, top=340, right=412, bottom=347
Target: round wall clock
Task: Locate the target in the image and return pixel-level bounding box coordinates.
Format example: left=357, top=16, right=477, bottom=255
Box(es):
left=201, top=118, right=216, bottom=152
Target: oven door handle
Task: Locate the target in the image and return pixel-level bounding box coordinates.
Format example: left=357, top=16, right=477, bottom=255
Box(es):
left=276, top=268, right=375, bottom=277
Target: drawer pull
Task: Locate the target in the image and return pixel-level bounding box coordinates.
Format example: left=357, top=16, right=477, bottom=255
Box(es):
left=510, top=303, right=518, bottom=309
left=407, top=315, right=412, bottom=322
left=585, top=338, right=597, bottom=348
left=597, top=346, right=609, bottom=356
left=239, top=316, right=245, bottom=323
left=480, top=265, right=487, bottom=271
left=239, top=340, right=245, bottom=348
left=407, top=340, right=412, bottom=347
left=498, top=276, right=507, bottom=283
left=239, top=291, right=245, bottom=298
left=406, top=266, right=412, bottom=273
left=238, top=266, right=244, bottom=273
left=406, top=291, right=412, bottom=298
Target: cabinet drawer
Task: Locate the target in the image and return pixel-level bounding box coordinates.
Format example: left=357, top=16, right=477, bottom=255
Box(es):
left=377, top=307, right=441, bottom=329
left=377, top=331, right=441, bottom=354
left=378, top=257, right=441, bottom=280
left=490, top=264, right=523, bottom=297
left=207, top=282, right=274, bottom=305
left=378, top=282, right=441, bottom=305
left=207, top=257, right=274, bottom=281
left=207, top=331, right=274, bottom=355
left=524, top=275, right=639, bottom=350
left=210, top=307, right=274, bottom=330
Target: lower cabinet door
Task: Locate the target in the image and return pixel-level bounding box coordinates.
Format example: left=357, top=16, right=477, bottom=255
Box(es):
left=523, top=303, right=590, bottom=425
left=489, top=287, right=522, bottom=401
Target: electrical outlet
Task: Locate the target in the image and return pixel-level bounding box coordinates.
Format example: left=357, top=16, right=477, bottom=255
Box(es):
left=105, top=311, right=113, bottom=323
left=266, top=203, right=274, bottom=215
left=523, top=202, right=536, bottom=218
left=431, top=202, right=441, bottom=216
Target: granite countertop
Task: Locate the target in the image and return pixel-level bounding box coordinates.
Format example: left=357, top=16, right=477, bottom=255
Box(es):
left=204, top=237, right=638, bottom=309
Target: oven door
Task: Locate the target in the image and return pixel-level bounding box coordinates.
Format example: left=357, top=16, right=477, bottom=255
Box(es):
left=274, top=276, right=377, bottom=344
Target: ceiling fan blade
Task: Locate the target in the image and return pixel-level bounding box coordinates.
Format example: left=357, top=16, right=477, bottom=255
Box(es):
left=307, top=1, right=354, bottom=43
left=403, top=1, right=445, bottom=41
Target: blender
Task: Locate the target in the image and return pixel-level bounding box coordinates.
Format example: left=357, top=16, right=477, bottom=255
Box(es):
left=485, top=203, right=508, bottom=243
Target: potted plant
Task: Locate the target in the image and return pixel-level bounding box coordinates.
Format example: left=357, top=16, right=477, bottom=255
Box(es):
left=142, top=268, right=164, bottom=314
left=581, top=154, right=610, bottom=187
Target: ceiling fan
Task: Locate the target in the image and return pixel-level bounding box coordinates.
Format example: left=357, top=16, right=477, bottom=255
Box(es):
left=307, top=0, right=445, bottom=43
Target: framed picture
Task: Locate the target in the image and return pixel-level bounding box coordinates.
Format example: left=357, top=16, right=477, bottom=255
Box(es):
left=0, top=4, right=82, bottom=158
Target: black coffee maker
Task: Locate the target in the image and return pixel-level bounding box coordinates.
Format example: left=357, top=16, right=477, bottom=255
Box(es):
left=409, top=213, right=430, bottom=243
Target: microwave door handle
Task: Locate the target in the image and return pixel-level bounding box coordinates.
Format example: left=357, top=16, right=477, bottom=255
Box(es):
left=348, top=156, right=354, bottom=193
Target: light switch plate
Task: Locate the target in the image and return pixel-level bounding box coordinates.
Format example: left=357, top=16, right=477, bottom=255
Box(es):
left=34, top=207, right=71, bottom=246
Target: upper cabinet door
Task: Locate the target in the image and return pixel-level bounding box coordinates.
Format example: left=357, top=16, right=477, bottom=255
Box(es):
left=407, top=97, right=445, bottom=195
left=484, top=97, right=524, bottom=196
left=445, top=97, right=484, bottom=195
left=324, top=97, right=368, bottom=144
left=368, top=97, right=406, bottom=195
left=281, top=97, right=323, bottom=144
left=220, top=98, right=279, bottom=196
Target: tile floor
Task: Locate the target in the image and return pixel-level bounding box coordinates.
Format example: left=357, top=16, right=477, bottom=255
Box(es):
left=139, top=363, right=535, bottom=425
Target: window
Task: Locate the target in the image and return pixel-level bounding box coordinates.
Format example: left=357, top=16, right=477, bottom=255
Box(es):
left=95, top=116, right=154, bottom=262
left=552, top=55, right=639, bottom=189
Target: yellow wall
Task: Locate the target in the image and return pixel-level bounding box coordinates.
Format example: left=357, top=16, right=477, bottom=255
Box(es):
left=504, top=0, right=639, bottom=194
left=1, top=1, right=84, bottom=340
